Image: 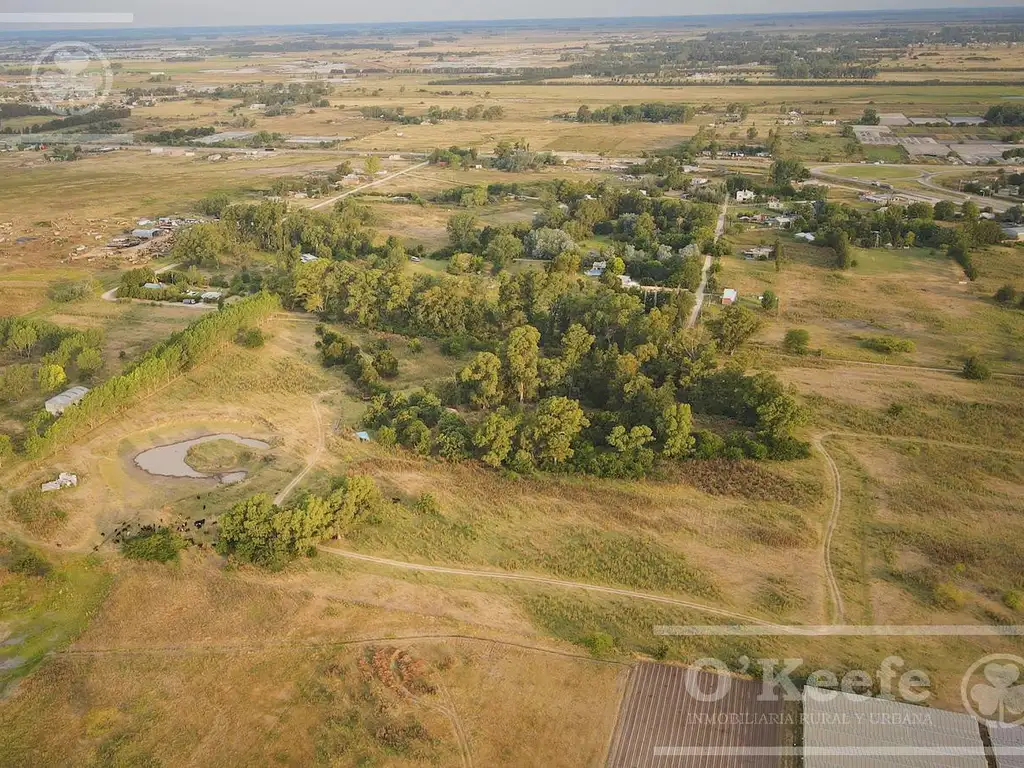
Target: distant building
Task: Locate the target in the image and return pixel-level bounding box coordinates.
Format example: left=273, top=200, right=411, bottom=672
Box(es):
left=743, top=246, right=774, bottom=260
left=795, top=232, right=816, bottom=242
left=142, top=282, right=165, bottom=290
left=201, top=291, right=223, bottom=301
left=300, top=253, right=319, bottom=263
left=619, top=274, right=641, bottom=289
left=735, top=189, right=756, bottom=202
left=44, top=385, right=89, bottom=416
left=131, top=228, right=159, bottom=239
left=721, top=288, right=738, bottom=305
left=355, top=431, right=371, bottom=442
left=41, top=472, right=78, bottom=493
left=585, top=260, right=607, bottom=277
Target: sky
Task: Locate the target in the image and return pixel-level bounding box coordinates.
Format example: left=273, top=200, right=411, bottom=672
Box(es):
left=1, top=1, right=1022, bottom=29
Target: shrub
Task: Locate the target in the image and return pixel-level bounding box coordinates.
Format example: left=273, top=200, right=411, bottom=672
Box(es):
left=933, top=581, right=968, bottom=610
left=862, top=335, right=915, bottom=355
left=961, top=356, right=991, bottom=380
left=120, top=527, right=185, bottom=563
left=0, top=538, right=51, bottom=577
left=236, top=327, right=265, bottom=348
left=1004, top=589, right=1024, bottom=612
left=585, top=631, right=615, bottom=657
left=6, top=488, right=67, bottom=535
left=782, top=328, right=810, bottom=355
left=47, top=278, right=98, bottom=303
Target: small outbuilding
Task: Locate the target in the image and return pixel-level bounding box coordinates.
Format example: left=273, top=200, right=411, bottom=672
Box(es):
left=44, top=385, right=89, bottom=416
left=721, top=288, right=738, bottom=305
left=41, top=472, right=78, bottom=492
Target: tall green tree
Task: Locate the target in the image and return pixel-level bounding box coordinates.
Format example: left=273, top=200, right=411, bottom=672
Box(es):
left=502, top=325, right=541, bottom=403
left=473, top=408, right=520, bottom=467
left=525, top=396, right=589, bottom=465
left=708, top=305, right=762, bottom=355
left=458, top=352, right=503, bottom=409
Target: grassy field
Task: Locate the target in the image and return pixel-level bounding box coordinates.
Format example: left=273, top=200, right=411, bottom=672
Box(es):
left=3, top=19, right=1024, bottom=761
left=717, top=226, right=1024, bottom=373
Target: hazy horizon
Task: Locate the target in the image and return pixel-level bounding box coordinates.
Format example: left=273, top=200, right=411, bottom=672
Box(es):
left=1, top=2, right=1023, bottom=32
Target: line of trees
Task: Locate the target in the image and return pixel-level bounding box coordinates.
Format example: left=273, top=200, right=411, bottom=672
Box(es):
left=217, top=475, right=382, bottom=568
left=20, top=293, right=280, bottom=460
left=571, top=103, right=694, bottom=124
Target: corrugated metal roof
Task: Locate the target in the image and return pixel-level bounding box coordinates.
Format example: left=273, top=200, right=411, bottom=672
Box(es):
left=803, top=688, right=987, bottom=768
left=607, top=662, right=784, bottom=768
left=989, top=722, right=1024, bottom=768
left=44, top=386, right=90, bottom=415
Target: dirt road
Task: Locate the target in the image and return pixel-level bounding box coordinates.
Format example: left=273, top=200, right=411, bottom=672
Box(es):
left=318, top=546, right=780, bottom=627
left=685, top=200, right=727, bottom=329
left=815, top=435, right=846, bottom=624
left=310, top=161, right=430, bottom=210
left=273, top=395, right=326, bottom=506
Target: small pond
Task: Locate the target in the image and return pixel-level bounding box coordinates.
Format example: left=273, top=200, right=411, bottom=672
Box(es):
left=133, top=433, right=270, bottom=484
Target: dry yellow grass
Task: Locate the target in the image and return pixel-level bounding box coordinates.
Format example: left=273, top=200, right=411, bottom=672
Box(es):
left=0, top=555, right=626, bottom=768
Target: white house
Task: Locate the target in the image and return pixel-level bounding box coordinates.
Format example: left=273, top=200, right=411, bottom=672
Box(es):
left=735, top=189, right=756, bottom=203
left=300, top=253, right=319, bottom=263
left=795, top=232, right=816, bottom=242
left=585, top=260, right=607, bottom=277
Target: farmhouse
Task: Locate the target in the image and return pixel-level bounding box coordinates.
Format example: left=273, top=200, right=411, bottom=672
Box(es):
left=44, top=385, right=89, bottom=416
left=735, top=189, right=756, bottom=202
left=585, top=260, right=607, bottom=277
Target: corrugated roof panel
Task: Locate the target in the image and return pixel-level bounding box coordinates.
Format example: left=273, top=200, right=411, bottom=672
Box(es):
left=803, top=688, right=986, bottom=768
left=989, top=722, right=1024, bottom=768
left=607, top=662, right=785, bottom=768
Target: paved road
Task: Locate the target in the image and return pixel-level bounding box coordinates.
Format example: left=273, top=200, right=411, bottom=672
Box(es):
left=310, top=161, right=431, bottom=210
left=810, top=164, right=1012, bottom=213
left=685, top=200, right=727, bottom=329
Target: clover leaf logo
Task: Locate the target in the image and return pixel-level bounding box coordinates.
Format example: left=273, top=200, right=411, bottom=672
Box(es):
left=962, top=654, right=1024, bottom=725
left=32, top=42, right=113, bottom=116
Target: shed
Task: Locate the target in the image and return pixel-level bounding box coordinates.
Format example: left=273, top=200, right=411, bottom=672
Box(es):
left=355, top=431, right=371, bottom=442
left=721, top=288, right=738, bottom=305
left=41, top=472, right=78, bottom=492
left=132, top=228, right=159, bottom=239
left=44, top=385, right=89, bottom=416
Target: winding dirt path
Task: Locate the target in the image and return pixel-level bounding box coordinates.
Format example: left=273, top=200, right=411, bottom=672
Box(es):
left=273, top=395, right=326, bottom=506
left=813, top=429, right=1024, bottom=626
left=318, top=547, right=780, bottom=627
left=815, top=434, right=846, bottom=624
